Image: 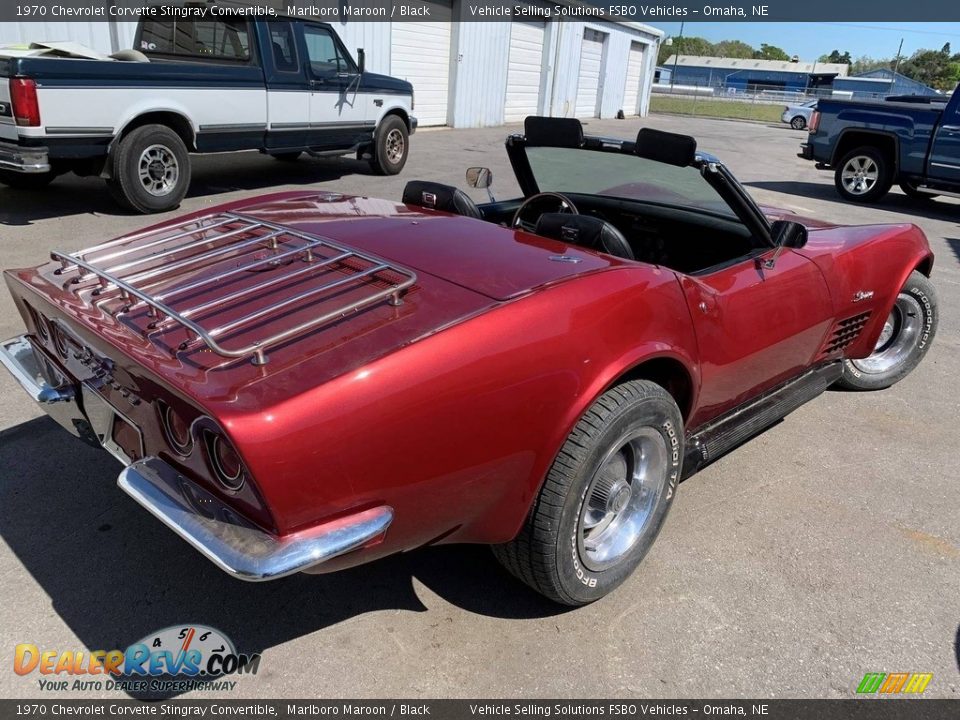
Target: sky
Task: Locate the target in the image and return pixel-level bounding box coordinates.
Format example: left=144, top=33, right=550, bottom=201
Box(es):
left=646, top=22, right=960, bottom=62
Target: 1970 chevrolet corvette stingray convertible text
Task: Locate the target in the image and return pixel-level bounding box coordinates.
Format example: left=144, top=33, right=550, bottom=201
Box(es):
left=1, top=118, right=939, bottom=605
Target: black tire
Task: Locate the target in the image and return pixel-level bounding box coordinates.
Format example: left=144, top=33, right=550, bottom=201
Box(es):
left=368, top=115, right=409, bottom=176
left=0, top=169, right=56, bottom=190
left=106, top=124, right=191, bottom=214
left=272, top=151, right=303, bottom=162
left=492, top=380, right=683, bottom=606
left=790, top=116, right=807, bottom=130
left=834, top=146, right=894, bottom=203
left=899, top=180, right=938, bottom=201
left=836, top=271, right=938, bottom=391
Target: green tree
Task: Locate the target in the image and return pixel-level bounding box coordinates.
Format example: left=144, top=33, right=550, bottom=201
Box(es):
left=658, top=36, right=715, bottom=65
left=714, top=40, right=755, bottom=59
left=754, top=43, right=790, bottom=61
left=818, top=50, right=852, bottom=65
left=850, top=55, right=893, bottom=75
left=899, top=46, right=958, bottom=90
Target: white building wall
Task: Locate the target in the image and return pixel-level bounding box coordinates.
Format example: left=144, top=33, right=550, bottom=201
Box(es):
left=329, top=22, right=392, bottom=75
left=449, top=21, right=511, bottom=128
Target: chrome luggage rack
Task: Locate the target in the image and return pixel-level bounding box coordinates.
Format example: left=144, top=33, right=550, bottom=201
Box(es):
left=51, top=212, right=417, bottom=366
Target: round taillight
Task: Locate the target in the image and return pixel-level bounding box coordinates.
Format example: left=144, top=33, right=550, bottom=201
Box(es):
left=161, top=403, right=193, bottom=455
left=35, top=312, right=50, bottom=341
left=51, top=324, right=69, bottom=359
left=209, top=433, right=244, bottom=491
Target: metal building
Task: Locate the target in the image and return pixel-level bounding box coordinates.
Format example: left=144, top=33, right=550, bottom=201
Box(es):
left=662, top=55, right=848, bottom=93
left=832, top=69, right=940, bottom=99
left=0, top=2, right=663, bottom=128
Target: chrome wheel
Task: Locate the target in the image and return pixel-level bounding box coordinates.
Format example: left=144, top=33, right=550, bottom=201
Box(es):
left=578, top=427, right=667, bottom=572
left=851, top=294, right=923, bottom=375
left=385, top=129, right=405, bottom=164
left=841, top=155, right=880, bottom=196
left=138, top=144, right=180, bottom=197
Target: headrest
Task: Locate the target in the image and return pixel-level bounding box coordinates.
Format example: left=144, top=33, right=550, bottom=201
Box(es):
left=401, top=180, right=482, bottom=220
left=524, top=116, right=584, bottom=148
left=534, top=214, right=635, bottom=261
left=634, top=128, right=697, bottom=167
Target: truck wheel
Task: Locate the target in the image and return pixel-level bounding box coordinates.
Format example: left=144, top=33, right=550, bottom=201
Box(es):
left=790, top=116, right=806, bottom=130
left=0, top=169, right=56, bottom=190
left=492, top=380, right=683, bottom=606
left=834, top=147, right=893, bottom=203
left=836, top=271, right=938, bottom=391
left=107, top=124, right=191, bottom=214
left=899, top=180, right=938, bottom=201
left=369, top=115, right=408, bottom=175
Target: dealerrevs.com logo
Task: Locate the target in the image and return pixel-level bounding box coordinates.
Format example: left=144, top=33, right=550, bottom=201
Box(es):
left=856, top=672, right=933, bottom=695
left=14, top=625, right=260, bottom=693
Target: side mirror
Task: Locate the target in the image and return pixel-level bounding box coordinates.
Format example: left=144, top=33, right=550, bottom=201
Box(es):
left=771, top=220, right=808, bottom=249
left=763, top=220, right=808, bottom=269
left=466, top=167, right=493, bottom=189
left=357, top=48, right=365, bottom=74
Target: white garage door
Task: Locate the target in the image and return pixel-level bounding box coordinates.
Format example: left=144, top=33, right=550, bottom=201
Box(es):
left=622, top=42, right=645, bottom=116
left=504, top=20, right=546, bottom=123
left=391, top=2, right=453, bottom=126
left=575, top=29, right=605, bottom=118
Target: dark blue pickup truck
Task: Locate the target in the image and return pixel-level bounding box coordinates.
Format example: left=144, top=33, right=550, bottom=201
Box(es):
left=799, top=92, right=959, bottom=203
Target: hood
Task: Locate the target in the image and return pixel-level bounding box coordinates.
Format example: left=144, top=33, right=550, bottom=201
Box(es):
left=359, top=71, right=413, bottom=95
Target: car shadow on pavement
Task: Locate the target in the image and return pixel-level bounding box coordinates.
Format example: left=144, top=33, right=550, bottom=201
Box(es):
left=0, top=153, right=371, bottom=227
left=0, top=416, right=567, bottom=698
left=945, top=238, right=960, bottom=266
left=745, top=180, right=960, bottom=223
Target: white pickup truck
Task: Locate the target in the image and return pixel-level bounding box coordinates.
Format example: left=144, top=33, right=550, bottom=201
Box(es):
left=0, top=13, right=416, bottom=213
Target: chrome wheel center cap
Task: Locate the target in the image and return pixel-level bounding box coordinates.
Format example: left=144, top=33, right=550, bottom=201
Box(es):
left=609, top=483, right=631, bottom=515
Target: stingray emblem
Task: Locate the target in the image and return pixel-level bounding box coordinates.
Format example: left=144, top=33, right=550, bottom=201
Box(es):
left=853, top=290, right=875, bottom=303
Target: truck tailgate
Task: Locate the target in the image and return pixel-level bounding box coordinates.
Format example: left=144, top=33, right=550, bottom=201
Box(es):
left=0, top=73, right=16, bottom=142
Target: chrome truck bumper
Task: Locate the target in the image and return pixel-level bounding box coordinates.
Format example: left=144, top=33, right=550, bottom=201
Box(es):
left=0, top=140, right=51, bottom=173
left=1, top=334, right=394, bottom=581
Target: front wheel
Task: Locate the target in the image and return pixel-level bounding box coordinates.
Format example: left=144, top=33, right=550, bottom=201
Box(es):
left=368, top=115, right=409, bottom=176
left=836, top=271, right=938, bottom=391
left=834, top=147, right=893, bottom=203
left=492, top=380, right=683, bottom=606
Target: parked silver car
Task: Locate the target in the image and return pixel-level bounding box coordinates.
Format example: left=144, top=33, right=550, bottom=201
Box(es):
left=782, top=99, right=818, bottom=130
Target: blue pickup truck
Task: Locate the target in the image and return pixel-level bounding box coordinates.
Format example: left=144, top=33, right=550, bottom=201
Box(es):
left=799, top=93, right=958, bottom=203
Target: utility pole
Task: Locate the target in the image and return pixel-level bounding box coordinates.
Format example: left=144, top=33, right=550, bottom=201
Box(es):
left=671, top=21, right=684, bottom=90
left=891, top=38, right=904, bottom=93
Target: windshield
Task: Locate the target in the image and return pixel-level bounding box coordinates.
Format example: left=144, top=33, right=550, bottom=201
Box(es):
left=525, top=146, right=735, bottom=217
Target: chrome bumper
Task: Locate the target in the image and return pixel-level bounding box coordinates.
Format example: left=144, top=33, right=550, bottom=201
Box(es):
left=119, top=458, right=394, bottom=581
left=0, top=141, right=51, bottom=173
left=0, top=335, right=85, bottom=437
left=2, top=334, right=394, bottom=581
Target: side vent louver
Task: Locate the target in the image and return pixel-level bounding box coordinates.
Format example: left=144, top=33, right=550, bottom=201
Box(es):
left=820, top=312, right=871, bottom=358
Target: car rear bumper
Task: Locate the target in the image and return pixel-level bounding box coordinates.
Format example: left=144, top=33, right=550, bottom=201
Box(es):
left=119, top=458, right=394, bottom=582
left=1, top=334, right=394, bottom=582
left=0, top=140, right=51, bottom=173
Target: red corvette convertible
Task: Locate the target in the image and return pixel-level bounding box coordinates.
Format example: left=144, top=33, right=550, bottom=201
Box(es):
left=1, top=118, right=938, bottom=605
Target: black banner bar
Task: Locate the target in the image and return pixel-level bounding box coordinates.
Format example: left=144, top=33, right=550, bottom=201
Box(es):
left=1, top=700, right=958, bottom=719
left=3, top=1, right=960, bottom=23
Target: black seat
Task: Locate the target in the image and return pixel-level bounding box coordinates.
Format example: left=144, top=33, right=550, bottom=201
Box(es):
left=401, top=181, right=482, bottom=220
left=535, top=214, right=635, bottom=261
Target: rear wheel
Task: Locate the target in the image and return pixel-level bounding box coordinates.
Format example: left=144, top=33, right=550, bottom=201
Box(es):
left=836, top=271, right=938, bottom=391
left=0, top=169, right=56, bottom=190
left=368, top=115, right=409, bottom=176
left=834, top=146, right=893, bottom=203
left=107, top=124, right=191, bottom=214
left=492, top=380, right=683, bottom=606
left=790, top=116, right=807, bottom=130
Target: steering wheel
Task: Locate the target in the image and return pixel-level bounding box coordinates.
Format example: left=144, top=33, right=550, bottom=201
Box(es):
left=511, top=192, right=579, bottom=232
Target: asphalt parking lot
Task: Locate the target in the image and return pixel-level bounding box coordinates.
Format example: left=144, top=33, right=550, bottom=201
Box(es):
left=1, top=115, right=958, bottom=699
